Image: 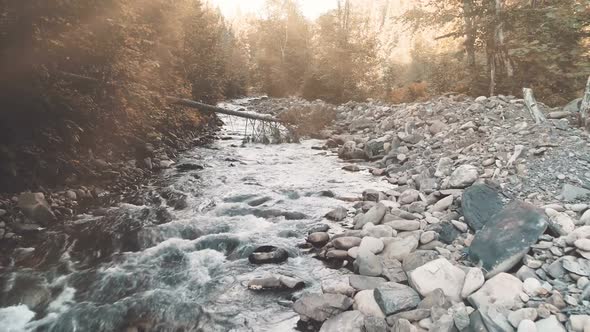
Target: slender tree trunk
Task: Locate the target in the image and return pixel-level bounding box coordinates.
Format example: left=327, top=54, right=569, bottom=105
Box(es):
left=487, top=0, right=513, bottom=96
left=581, top=76, right=590, bottom=131
left=462, top=0, right=476, bottom=69
left=523, top=88, right=546, bottom=124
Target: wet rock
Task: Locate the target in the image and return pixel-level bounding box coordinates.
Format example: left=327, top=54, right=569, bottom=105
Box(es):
left=349, top=275, right=387, bottom=290
left=536, top=316, right=565, bottom=332
left=374, top=284, right=421, bottom=315
left=462, top=184, right=505, bottom=231
left=18, top=192, right=56, bottom=225
left=354, top=290, right=385, bottom=317
left=402, top=250, right=439, bottom=272
left=326, top=206, right=348, bottom=221
left=461, top=267, right=485, bottom=299
left=408, top=258, right=466, bottom=302
left=339, top=141, right=367, bottom=160
left=468, top=202, right=547, bottom=277
left=333, top=236, right=362, bottom=250
left=342, top=165, right=361, bottom=172
left=449, top=165, right=479, bottom=188
left=308, top=232, right=330, bottom=247
left=175, top=163, right=204, bottom=171
left=469, top=273, right=523, bottom=310
left=247, top=276, right=282, bottom=290
left=319, top=310, right=365, bottom=332
left=363, top=189, right=384, bottom=202
left=248, top=245, right=289, bottom=264
left=0, top=273, right=51, bottom=310
left=381, top=236, right=419, bottom=261
left=355, top=203, right=387, bottom=229
left=293, top=293, right=354, bottom=323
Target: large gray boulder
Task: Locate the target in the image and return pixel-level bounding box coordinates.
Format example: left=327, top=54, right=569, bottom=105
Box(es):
left=407, top=258, right=466, bottom=302
left=18, top=192, right=56, bottom=225
left=462, top=184, right=505, bottom=231
left=374, top=284, right=421, bottom=315
left=468, top=202, right=547, bottom=277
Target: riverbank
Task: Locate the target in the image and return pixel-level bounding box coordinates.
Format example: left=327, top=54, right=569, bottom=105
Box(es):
left=257, top=94, right=590, bottom=331
left=0, top=107, right=220, bottom=259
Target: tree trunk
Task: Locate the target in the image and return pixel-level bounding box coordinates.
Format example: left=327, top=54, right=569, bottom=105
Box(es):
left=581, top=76, right=590, bottom=131
left=487, top=0, right=514, bottom=96
left=167, top=97, right=286, bottom=123
left=523, top=88, right=546, bottom=124
left=462, top=0, right=476, bottom=69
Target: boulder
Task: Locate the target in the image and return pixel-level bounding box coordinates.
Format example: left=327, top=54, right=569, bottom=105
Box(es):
left=469, top=273, right=523, bottom=310
left=339, top=141, right=367, bottom=160
left=468, top=202, right=547, bottom=277
left=248, top=245, right=289, bottom=264
left=359, top=237, right=385, bottom=254
left=18, top=192, right=56, bottom=225
left=333, top=237, right=362, bottom=250
left=293, top=293, right=354, bottom=322
left=349, top=275, right=388, bottom=290
left=326, top=207, right=348, bottom=221
left=536, top=316, right=565, bottom=332
left=545, top=208, right=575, bottom=235
left=308, top=232, right=330, bottom=247
left=319, top=310, right=365, bottom=332
left=374, top=284, right=421, bottom=315
left=353, top=290, right=385, bottom=318
left=364, top=316, right=388, bottom=332
left=448, top=165, right=479, bottom=188
left=560, top=184, right=590, bottom=202
left=381, top=258, right=407, bottom=283
left=322, top=278, right=355, bottom=296
left=355, top=203, right=387, bottom=229
left=432, top=195, right=453, bottom=212
left=381, top=236, right=419, bottom=261
left=462, top=184, right=505, bottom=231
left=407, top=258, right=466, bottom=302
left=461, top=267, right=485, bottom=299
left=356, top=249, right=383, bottom=277
left=399, top=189, right=420, bottom=205
left=402, top=250, right=439, bottom=272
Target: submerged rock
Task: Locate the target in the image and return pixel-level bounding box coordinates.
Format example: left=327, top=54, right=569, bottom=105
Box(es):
left=468, top=202, right=547, bottom=277
left=248, top=245, right=289, bottom=264
left=18, top=192, right=56, bottom=225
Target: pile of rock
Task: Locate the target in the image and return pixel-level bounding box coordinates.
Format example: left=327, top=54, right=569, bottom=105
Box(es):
left=283, top=94, right=590, bottom=331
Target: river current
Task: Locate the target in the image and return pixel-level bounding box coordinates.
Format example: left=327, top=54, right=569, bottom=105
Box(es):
left=0, top=100, right=389, bottom=332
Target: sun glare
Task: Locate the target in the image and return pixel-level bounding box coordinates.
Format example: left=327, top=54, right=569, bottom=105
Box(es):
left=208, top=0, right=337, bottom=19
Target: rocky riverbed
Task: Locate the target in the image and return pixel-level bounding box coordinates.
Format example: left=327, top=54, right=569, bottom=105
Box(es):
left=1, top=95, right=590, bottom=332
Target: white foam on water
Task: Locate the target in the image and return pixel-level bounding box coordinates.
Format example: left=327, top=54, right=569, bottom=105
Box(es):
left=0, top=305, right=35, bottom=332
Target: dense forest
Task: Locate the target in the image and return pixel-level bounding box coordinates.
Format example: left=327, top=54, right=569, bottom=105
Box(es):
left=0, top=0, right=588, bottom=190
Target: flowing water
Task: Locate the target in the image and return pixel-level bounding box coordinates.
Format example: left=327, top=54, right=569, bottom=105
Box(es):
left=0, top=100, right=389, bottom=332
